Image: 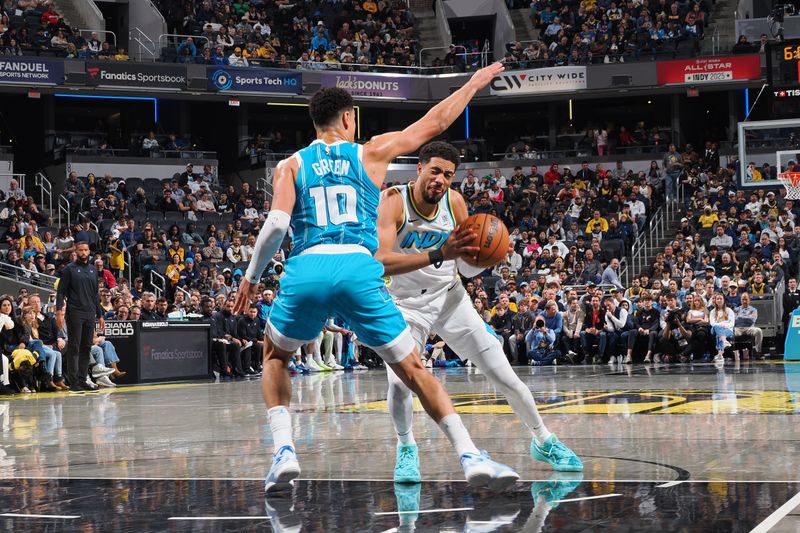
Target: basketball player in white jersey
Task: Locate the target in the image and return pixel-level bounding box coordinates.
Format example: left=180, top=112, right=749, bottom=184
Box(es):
left=376, top=142, right=583, bottom=483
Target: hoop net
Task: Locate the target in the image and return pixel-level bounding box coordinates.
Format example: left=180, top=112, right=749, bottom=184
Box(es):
left=778, top=172, right=800, bottom=199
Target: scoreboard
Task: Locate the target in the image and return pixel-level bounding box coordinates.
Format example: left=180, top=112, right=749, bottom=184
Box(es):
left=768, top=39, right=800, bottom=88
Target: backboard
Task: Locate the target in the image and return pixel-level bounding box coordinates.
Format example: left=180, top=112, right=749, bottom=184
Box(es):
left=737, top=118, right=800, bottom=188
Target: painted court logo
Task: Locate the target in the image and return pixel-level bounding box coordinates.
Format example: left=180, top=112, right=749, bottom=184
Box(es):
left=211, top=69, right=233, bottom=91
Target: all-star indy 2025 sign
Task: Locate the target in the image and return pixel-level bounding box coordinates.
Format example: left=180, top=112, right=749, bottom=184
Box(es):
left=656, top=55, right=761, bottom=84
left=490, top=66, right=587, bottom=95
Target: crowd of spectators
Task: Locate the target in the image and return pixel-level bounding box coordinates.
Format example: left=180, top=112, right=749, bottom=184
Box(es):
left=454, top=144, right=784, bottom=367
left=503, top=0, right=712, bottom=67
left=156, top=0, right=419, bottom=72
left=0, top=136, right=792, bottom=392
left=0, top=1, right=128, bottom=60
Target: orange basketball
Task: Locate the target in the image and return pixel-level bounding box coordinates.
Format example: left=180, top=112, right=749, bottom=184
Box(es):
left=460, top=213, right=510, bottom=268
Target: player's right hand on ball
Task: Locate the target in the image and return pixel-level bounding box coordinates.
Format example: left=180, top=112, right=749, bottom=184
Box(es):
left=442, top=226, right=480, bottom=262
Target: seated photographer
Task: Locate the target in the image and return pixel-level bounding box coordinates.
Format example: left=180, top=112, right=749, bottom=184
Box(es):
left=526, top=316, right=562, bottom=366
left=622, top=293, right=660, bottom=364
left=580, top=295, right=607, bottom=364
left=734, top=292, right=763, bottom=359
left=710, top=293, right=736, bottom=364
left=658, top=294, right=693, bottom=364
left=9, top=347, right=37, bottom=393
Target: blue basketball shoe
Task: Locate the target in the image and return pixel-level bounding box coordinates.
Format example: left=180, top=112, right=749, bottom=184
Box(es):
left=394, top=443, right=422, bottom=483
left=531, top=434, right=583, bottom=472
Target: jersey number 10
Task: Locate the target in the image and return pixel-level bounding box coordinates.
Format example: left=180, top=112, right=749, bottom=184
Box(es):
left=309, top=185, right=358, bottom=226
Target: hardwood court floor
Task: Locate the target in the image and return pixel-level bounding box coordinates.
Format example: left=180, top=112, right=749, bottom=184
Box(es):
left=1, top=361, right=800, bottom=531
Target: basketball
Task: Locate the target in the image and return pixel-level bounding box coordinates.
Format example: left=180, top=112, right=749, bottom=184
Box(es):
left=460, top=213, right=510, bottom=268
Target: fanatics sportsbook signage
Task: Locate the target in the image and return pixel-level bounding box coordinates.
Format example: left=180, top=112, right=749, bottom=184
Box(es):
left=656, top=55, right=761, bottom=85
left=0, top=57, right=63, bottom=85
left=207, top=66, right=301, bottom=94
left=319, top=72, right=410, bottom=99
left=85, top=62, right=186, bottom=89
left=489, top=66, right=587, bottom=95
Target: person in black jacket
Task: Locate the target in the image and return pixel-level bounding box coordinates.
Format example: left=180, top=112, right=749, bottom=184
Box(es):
left=580, top=295, right=606, bottom=364
left=56, top=242, right=104, bottom=392
left=509, top=298, right=535, bottom=365
left=139, top=292, right=159, bottom=321
left=237, top=304, right=263, bottom=374
left=783, top=278, right=800, bottom=336
left=210, top=298, right=244, bottom=379
left=621, top=294, right=661, bottom=364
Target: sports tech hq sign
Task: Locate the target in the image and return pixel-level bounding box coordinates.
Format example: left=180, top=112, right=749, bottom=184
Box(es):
left=490, top=66, right=587, bottom=95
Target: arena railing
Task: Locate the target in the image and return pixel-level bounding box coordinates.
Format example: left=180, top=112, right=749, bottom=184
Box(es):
left=34, top=172, right=53, bottom=217
left=0, top=261, right=57, bottom=291
left=159, top=34, right=211, bottom=52
left=150, top=270, right=167, bottom=299
left=130, top=27, right=157, bottom=62
left=79, top=29, right=117, bottom=48
left=67, top=147, right=217, bottom=159
left=255, top=59, right=459, bottom=75
left=58, top=195, right=70, bottom=227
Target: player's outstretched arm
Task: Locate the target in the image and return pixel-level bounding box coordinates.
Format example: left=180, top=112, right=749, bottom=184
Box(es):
left=363, top=62, right=504, bottom=168
left=376, top=188, right=478, bottom=276
left=233, top=158, right=297, bottom=314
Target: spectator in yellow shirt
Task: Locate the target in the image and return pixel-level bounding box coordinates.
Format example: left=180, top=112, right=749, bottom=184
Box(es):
left=698, top=206, right=718, bottom=229
left=586, top=210, right=609, bottom=233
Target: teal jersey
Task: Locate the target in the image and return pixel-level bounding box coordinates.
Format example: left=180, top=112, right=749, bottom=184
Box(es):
left=290, top=139, right=379, bottom=256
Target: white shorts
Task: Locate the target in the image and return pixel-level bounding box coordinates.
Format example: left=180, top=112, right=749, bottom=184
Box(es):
left=393, top=281, right=501, bottom=361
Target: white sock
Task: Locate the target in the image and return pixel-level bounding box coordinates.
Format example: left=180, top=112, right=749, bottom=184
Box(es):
left=474, top=352, right=553, bottom=444
left=387, top=366, right=416, bottom=446
left=438, top=413, right=479, bottom=457
left=267, top=406, right=294, bottom=453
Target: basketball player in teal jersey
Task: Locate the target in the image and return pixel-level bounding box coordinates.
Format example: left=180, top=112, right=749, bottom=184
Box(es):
left=376, top=141, right=582, bottom=486
left=233, top=62, right=520, bottom=493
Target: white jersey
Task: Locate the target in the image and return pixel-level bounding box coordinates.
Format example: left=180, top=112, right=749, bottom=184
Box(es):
left=387, top=183, right=459, bottom=297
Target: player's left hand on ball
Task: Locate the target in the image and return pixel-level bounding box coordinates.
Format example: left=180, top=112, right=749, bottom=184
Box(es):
left=442, top=226, right=480, bottom=261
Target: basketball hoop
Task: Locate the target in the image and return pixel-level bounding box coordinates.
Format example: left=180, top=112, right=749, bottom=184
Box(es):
left=778, top=172, right=800, bottom=199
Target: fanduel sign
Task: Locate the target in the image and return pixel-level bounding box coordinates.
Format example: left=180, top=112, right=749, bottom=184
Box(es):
left=85, top=62, right=186, bottom=89
left=0, top=58, right=63, bottom=84
left=489, top=66, right=587, bottom=95
left=320, top=73, right=410, bottom=99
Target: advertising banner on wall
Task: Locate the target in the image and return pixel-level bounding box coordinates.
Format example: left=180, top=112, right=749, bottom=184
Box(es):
left=207, top=66, right=301, bottom=94
left=656, top=55, right=761, bottom=84
left=0, top=57, right=63, bottom=85
left=86, top=62, right=186, bottom=89
left=489, top=66, right=587, bottom=95
left=319, top=72, right=410, bottom=99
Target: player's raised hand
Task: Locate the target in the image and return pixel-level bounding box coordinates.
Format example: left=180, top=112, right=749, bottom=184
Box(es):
left=442, top=226, right=480, bottom=262
left=466, top=62, right=505, bottom=91
left=232, top=278, right=256, bottom=315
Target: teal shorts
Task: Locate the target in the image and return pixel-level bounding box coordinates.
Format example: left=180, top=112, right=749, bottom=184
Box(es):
left=267, top=251, right=414, bottom=364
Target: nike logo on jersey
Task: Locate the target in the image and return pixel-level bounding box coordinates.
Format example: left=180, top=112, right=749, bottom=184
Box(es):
left=399, top=230, right=450, bottom=250
left=408, top=218, right=419, bottom=223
